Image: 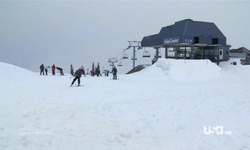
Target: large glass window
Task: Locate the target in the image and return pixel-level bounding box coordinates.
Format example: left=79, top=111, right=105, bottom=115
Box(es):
left=178, top=47, right=191, bottom=58
left=167, top=47, right=175, bottom=57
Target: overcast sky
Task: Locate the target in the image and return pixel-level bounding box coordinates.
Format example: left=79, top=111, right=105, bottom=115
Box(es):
left=1, top=0, right=250, bottom=74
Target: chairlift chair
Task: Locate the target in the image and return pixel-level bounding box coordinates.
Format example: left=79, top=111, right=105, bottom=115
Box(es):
left=122, top=49, right=129, bottom=59
left=143, top=49, right=151, bottom=58
left=122, top=54, right=128, bottom=59
left=131, top=57, right=137, bottom=60
left=118, top=61, right=123, bottom=66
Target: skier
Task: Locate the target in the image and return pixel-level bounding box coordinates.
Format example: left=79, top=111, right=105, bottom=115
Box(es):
left=56, top=67, right=64, bottom=75
left=71, top=68, right=84, bottom=86
left=111, top=66, right=117, bottom=80
left=45, top=66, right=50, bottom=75
left=40, top=64, right=45, bottom=75
left=51, top=64, right=56, bottom=75
left=70, top=64, right=74, bottom=76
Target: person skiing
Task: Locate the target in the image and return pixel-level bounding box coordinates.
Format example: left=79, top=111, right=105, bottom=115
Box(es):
left=56, top=67, right=64, bottom=75
left=71, top=68, right=84, bottom=86
left=111, top=66, right=117, bottom=80
left=45, top=66, right=50, bottom=75
left=51, top=64, right=56, bottom=75
left=40, top=64, right=45, bottom=75
left=70, top=64, right=74, bottom=76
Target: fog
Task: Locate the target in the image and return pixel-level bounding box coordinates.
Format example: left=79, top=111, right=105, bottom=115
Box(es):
left=1, top=0, right=249, bottom=74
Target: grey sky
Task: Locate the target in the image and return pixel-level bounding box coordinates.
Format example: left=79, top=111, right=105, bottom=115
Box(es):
left=1, top=0, right=250, bottom=74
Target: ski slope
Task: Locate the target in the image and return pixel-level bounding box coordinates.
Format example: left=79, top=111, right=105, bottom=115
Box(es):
left=0, top=58, right=250, bottom=150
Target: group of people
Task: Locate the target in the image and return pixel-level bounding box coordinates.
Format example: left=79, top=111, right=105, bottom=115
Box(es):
left=39, top=64, right=64, bottom=76
left=40, top=63, right=118, bottom=87
left=71, top=66, right=117, bottom=86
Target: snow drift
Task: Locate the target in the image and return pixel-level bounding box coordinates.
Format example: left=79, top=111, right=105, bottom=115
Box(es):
left=0, top=60, right=250, bottom=150
left=136, top=58, right=221, bottom=80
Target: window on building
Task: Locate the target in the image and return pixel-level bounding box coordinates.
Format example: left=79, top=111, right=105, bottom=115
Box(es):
left=194, top=37, right=199, bottom=44
left=212, top=38, right=218, bottom=44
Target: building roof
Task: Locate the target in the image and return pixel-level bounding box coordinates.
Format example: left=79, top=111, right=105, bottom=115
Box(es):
left=141, top=19, right=226, bottom=47
left=230, top=47, right=250, bottom=53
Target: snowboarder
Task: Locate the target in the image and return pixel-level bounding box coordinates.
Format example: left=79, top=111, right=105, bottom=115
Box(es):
left=45, top=66, right=50, bottom=75
left=71, top=68, right=84, bottom=86
left=40, top=64, right=45, bottom=75
left=51, top=64, right=56, bottom=75
left=111, top=66, right=117, bottom=80
left=56, top=67, right=64, bottom=75
left=70, top=64, right=74, bottom=76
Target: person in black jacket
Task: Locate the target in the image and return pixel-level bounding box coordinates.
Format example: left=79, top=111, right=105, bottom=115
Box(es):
left=56, top=67, right=64, bottom=75
left=71, top=68, right=84, bottom=86
left=111, top=66, right=117, bottom=80
left=40, top=64, right=45, bottom=75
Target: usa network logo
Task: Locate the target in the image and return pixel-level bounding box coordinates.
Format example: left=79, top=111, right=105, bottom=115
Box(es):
left=204, top=126, right=232, bottom=135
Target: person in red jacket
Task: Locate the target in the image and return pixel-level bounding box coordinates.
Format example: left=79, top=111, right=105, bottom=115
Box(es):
left=51, top=64, right=56, bottom=75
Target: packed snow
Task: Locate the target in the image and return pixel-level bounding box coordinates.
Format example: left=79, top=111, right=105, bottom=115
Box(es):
left=0, top=58, right=250, bottom=150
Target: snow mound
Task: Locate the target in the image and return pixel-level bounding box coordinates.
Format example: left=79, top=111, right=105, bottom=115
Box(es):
left=0, top=62, right=33, bottom=77
left=139, top=58, right=221, bottom=80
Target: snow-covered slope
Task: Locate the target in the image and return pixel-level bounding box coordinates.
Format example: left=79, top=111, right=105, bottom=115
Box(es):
left=0, top=59, right=250, bottom=150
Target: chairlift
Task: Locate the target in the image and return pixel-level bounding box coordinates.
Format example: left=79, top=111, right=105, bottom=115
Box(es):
left=131, top=56, right=137, bottom=60
left=108, top=58, right=118, bottom=63
left=122, top=54, right=128, bottom=59
left=118, top=61, right=123, bottom=66
left=143, top=48, right=151, bottom=58
left=122, top=49, right=129, bottom=59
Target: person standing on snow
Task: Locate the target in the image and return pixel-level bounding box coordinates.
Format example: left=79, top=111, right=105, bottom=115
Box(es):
left=51, top=64, right=56, bottom=75
left=81, top=66, right=86, bottom=77
left=40, top=64, right=45, bottom=75
left=71, top=68, right=84, bottom=86
left=111, top=66, right=117, bottom=79
left=45, top=66, right=50, bottom=75
left=70, top=64, right=74, bottom=76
